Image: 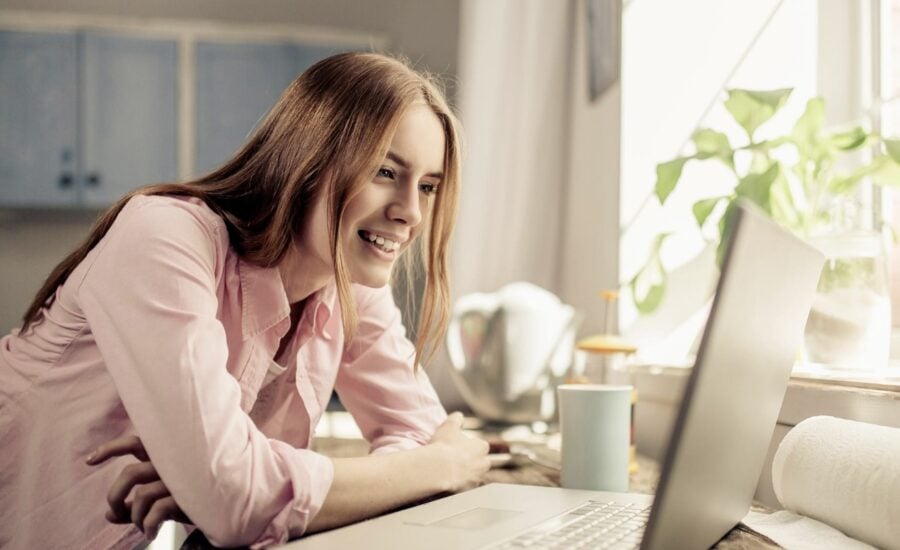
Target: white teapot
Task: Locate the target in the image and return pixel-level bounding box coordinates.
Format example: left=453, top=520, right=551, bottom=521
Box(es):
left=446, top=282, right=579, bottom=423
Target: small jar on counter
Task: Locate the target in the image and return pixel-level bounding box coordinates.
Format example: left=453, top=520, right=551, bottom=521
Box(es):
left=572, top=332, right=639, bottom=474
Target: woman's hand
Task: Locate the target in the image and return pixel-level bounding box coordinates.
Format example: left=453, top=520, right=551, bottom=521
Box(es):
left=86, top=435, right=192, bottom=541
left=427, top=412, right=491, bottom=492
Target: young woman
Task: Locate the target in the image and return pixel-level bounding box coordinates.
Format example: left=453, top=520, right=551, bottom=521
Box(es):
left=0, top=52, right=490, bottom=549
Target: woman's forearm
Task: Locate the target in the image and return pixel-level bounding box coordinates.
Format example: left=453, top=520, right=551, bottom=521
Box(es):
left=304, top=444, right=449, bottom=534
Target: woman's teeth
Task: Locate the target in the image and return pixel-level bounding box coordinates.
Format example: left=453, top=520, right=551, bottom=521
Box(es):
left=361, top=231, right=399, bottom=252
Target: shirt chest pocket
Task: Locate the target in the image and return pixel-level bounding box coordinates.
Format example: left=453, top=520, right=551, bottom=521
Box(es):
left=229, top=343, right=271, bottom=413
left=293, top=342, right=342, bottom=442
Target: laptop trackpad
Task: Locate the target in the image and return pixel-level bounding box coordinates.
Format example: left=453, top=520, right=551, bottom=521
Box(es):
left=410, top=507, right=522, bottom=530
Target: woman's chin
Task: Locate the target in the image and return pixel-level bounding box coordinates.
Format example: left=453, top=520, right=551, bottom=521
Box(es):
left=348, top=268, right=392, bottom=288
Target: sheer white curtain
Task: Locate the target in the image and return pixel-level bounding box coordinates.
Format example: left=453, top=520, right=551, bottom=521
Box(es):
left=428, top=0, right=577, bottom=408
left=452, top=0, right=575, bottom=298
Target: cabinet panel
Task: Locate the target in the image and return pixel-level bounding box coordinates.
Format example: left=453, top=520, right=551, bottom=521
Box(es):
left=194, top=40, right=348, bottom=176
left=0, top=30, right=78, bottom=206
left=81, top=33, right=178, bottom=206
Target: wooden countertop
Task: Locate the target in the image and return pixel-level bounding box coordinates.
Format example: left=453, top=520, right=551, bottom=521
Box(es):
left=183, top=418, right=780, bottom=548
left=311, top=429, right=780, bottom=549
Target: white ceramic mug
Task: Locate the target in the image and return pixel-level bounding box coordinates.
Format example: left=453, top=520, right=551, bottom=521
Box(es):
left=558, top=384, right=632, bottom=492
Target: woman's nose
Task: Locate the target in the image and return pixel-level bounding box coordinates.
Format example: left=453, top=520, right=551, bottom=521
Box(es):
left=388, top=179, right=423, bottom=227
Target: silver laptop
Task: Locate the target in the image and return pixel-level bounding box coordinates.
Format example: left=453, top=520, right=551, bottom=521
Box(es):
left=283, top=201, right=824, bottom=550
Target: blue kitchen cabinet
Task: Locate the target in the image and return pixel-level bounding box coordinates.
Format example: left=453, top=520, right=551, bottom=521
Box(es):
left=193, top=40, right=349, bottom=176
left=0, top=30, right=79, bottom=206
left=80, top=33, right=178, bottom=206
left=0, top=29, right=178, bottom=207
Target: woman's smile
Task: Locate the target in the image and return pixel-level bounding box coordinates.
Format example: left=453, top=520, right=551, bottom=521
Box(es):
left=358, top=229, right=403, bottom=260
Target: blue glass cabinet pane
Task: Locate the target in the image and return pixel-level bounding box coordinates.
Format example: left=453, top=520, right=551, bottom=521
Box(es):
left=194, top=40, right=350, bottom=176
left=0, top=30, right=79, bottom=206
left=80, top=32, right=178, bottom=206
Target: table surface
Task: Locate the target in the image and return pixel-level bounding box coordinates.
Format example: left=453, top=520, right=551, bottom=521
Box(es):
left=182, top=421, right=780, bottom=549
left=311, top=429, right=781, bottom=550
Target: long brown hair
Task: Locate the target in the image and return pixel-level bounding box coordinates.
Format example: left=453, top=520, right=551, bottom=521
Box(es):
left=21, top=52, right=461, bottom=366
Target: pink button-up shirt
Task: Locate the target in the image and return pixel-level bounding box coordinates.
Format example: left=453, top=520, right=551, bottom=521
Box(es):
left=0, top=195, right=447, bottom=549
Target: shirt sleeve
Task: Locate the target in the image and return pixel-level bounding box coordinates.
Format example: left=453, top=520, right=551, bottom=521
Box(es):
left=334, top=285, right=448, bottom=455
left=75, top=198, right=333, bottom=548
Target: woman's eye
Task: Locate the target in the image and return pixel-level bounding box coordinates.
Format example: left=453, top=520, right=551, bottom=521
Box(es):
left=419, top=183, right=438, bottom=196
left=377, top=167, right=395, bottom=179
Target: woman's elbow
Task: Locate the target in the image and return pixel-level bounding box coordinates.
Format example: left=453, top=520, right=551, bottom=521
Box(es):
left=200, top=516, right=274, bottom=548
left=202, top=524, right=250, bottom=548
left=186, top=485, right=279, bottom=547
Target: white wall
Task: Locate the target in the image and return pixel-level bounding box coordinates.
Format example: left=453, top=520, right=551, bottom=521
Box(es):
left=0, top=209, right=99, bottom=332
left=0, top=0, right=460, bottom=334
left=453, top=0, right=575, bottom=298
left=558, top=0, right=622, bottom=337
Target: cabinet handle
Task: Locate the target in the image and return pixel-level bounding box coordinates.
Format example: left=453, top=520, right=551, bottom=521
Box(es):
left=85, top=172, right=102, bottom=187
left=58, top=173, right=74, bottom=188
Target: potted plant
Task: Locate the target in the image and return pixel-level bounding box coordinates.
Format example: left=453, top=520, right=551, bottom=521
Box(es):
left=631, top=88, right=900, bottom=370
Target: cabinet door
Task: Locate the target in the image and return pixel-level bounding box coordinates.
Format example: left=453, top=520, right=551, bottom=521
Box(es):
left=81, top=33, right=178, bottom=206
left=194, top=40, right=348, bottom=176
left=0, top=30, right=78, bottom=207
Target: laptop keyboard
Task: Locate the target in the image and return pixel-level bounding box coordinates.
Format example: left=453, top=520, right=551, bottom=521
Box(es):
left=492, top=500, right=651, bottom=549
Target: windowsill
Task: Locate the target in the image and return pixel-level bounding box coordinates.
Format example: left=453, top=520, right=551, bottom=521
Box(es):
left=628, top=361, right=900, bottom=430
left=625, top=360, right=900, bottom=458
left=789, top=364, right=900, bottom=392
left=627, top=360, right=900, bottom=509
left=627, top=360, right=900, bottom=395
left=628, top=361, right=900, bottom=433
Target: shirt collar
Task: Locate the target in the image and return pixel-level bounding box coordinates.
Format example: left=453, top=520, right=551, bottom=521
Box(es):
left=311, top=282, right=338, bottom=339
left=238, top=259, right=291, bottom=340
left=238, top=258, right=339, bottom=340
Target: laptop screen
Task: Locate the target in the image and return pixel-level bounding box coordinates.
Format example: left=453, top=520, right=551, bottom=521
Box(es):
left=641, top=201, right=824, bottom=550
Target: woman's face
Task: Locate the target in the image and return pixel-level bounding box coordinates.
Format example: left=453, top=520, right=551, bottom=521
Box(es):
left=302, top=103, right=446, bottom=288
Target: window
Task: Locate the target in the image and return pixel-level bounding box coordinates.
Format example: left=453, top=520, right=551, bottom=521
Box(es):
left=620, top=1, right=900, bottom=371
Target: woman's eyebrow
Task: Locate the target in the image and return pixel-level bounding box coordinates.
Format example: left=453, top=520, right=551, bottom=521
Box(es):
left=386, top=151, right=443, bottom=179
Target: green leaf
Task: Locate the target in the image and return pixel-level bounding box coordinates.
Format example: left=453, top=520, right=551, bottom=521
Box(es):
left=749, top=149, right=772, bottom=173
left=633, top=282, right=666, bottom=315
left=748, top=135, right=791, bottom=150
left=826, top=126, right=868, bottom=151
left=884, top=139, right=900, bottom=164
left=692, top=129, right=734, bottom=167
left=791, top=97, right=825, bottom=149
left=871, top=156, right=900, bottom=187
left=716, top=201, right=740, bottom=267
left=725, top=88, right=793, bottom=140
left=769, top=172, right=800, bottom=229
left=828, top=156, right=891, bottom=194
left=692, top=196, right=726, bottom=228
left=828, top=175, right=855, bottom=195
left=630, top=234, right=670, bottom=314
left=655, top=158, right=689, bottom=205
left=734, top=162, right=780, bottom=212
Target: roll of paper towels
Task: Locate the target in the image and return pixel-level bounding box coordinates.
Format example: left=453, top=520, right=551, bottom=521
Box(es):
left=772, top=416, right=900, bottom=550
